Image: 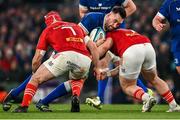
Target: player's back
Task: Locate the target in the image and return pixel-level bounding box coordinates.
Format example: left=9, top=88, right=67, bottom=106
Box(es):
left=46, top=21, right=90, bottom=56
left=107, top=29, right=150, bottom=57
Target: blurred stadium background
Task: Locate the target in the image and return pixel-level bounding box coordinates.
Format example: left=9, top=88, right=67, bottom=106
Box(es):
left=0, top=0, right=179, bottom=105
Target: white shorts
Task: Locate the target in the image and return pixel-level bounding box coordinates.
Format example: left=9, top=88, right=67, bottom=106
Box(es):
left=120, top=43, right=156, bottom=79
left=43, top=51, right=92, bottom=80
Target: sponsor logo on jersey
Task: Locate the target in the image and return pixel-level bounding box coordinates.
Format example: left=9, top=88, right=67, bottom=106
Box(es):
left=176, top=7, right=180, bottom=11
left=66, top=37, right=83, bottom=43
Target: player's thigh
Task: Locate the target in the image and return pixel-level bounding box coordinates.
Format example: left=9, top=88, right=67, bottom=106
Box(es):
left=31, top=64, right=55, bottom=83
left=120, top=44, right=145, bottom=80
left=141, top=43, right=157, bottom=81
left=143, top=43, right=156, bottom=71
left=43, top=52, right=70, bottom=77
left=119, top=76, right=137, bottom=93
left=141, top=69, right=157, bottom=83
left=68, top=52, right=92, bottom=80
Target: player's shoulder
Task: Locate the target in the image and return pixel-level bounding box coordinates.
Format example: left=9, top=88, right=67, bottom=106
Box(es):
left=112, top=28, right=128, bottom=33
left=162, top=0, right=174, bottom=6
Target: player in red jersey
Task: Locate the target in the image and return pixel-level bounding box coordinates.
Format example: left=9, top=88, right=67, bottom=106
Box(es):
left=97, top=29, right=180, bottom=112
left=13, top=11, right=100, bottom=113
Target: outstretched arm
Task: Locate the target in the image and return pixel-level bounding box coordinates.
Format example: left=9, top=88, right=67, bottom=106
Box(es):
left=32, top=49, right=45, bottom=73
left=97, top=37, right=113, bottom=57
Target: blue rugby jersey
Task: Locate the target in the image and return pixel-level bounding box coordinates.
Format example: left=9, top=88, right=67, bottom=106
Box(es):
left=79, top=0, right=127, bottom=14
left=79, top=0, right=127, bottom=28
left=78, top=12, right=106, bottom=34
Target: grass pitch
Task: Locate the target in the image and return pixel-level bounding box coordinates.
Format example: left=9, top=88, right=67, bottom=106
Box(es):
left=0, top=104, right=179, bottom=119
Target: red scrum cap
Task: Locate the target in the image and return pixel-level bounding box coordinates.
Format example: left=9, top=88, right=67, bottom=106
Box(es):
left=44, top=11, right=62, bottom=26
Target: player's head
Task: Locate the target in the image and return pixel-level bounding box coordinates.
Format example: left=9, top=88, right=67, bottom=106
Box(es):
left=44, top=11, right=62, bottom=26
left=104, top=6, right=126, bottom=31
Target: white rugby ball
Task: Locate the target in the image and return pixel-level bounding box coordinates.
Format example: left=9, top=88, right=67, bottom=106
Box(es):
left=89, top=27, right=106, bottom=42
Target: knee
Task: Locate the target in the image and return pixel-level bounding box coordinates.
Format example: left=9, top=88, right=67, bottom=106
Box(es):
left=31, top=74, right=43, bottom=84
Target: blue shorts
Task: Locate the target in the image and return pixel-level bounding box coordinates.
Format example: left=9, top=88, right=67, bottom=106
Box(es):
left=173, top=51, right=180, bottom=66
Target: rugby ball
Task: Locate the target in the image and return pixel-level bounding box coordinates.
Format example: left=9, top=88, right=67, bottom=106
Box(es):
left=89, top=27, right=106, bottom=42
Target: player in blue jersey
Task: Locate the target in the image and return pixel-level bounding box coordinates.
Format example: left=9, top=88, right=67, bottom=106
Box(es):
left=79, top=0, right=153, bottom=108
left=2, top=7, right=127, bottom=112
left=34, top=6, right=153, bottom=111
left=3, top=6, right=151, bottom=112
left=152, top=0, right=180, bottom=75
left=79, top=0, right=136, bottom=17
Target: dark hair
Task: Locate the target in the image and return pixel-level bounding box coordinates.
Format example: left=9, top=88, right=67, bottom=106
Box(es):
left=111, top=6, right=126, bottom=19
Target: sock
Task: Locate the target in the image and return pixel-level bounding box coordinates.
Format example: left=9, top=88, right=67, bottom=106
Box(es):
left=11, top=75, right=32, bottom=97
left=41, top=81, right=71, bottom=105
left=142, top=93, right=151, bottom=102
left=162, top=90, right=177, bottom=108
left=133, top=88, right=146, bottom=101
left=137, top=78, right=148, bottom=92
left=21, top=83, right=37, bottom=107
left=98, top=78, right=108, bottom=102
left=70, top=79, right=84, bottom=97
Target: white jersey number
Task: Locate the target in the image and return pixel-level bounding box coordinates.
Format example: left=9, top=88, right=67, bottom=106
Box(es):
left=61, top=26, right=77, bottom=36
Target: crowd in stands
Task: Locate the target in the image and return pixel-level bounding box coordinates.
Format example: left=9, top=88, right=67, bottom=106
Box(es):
left=0, top=0, right=179, bottom=103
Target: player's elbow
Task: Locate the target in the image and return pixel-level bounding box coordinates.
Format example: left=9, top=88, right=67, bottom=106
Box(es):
left=126, top=0, right=136, bottom=16
left=131, top=3, right=136, bottom=13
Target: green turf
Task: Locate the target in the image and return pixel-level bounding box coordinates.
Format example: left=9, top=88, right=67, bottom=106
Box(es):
left=0, top=104, right=179, bottom=119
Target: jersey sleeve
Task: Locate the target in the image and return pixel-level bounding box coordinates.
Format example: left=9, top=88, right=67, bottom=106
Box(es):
left=79, top=0, right=88, bottom=10
left=36, top=29, right=48, bottom=51
left=158, top=0, right=170, bottom=19
left=78, top=13, right=98, bottom=35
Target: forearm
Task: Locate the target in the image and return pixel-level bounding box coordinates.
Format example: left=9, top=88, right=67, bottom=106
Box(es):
left=124, top=0, right=136, bottom=17
left=31, top=49, right=44, bottom=73
left=32, top=61, right=41, bottom=73
left=91, top=45, right=100, bottom=68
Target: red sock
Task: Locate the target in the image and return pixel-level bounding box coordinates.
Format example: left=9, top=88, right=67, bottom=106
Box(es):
left=133, top=88, right=145, bottom=100
left=21, top=83, right=37, bottom=107
left=70, top=79, right=84, bottom=97
left=161, top=90, right=174, bottom=104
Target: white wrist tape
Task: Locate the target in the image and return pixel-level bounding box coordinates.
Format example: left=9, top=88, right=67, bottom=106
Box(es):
left=112, top=56, right=120, bottom=63
left=107, top=51, right=115, bottom=59
left=40, top=50, right=46, bottom=56
left=106, top=71, right=111, bottom=77
left=99, top=68, right=109, bottom=73
left=107, top=51, right=120, bottom=63
left=84, top=36, right=91, bottom=45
